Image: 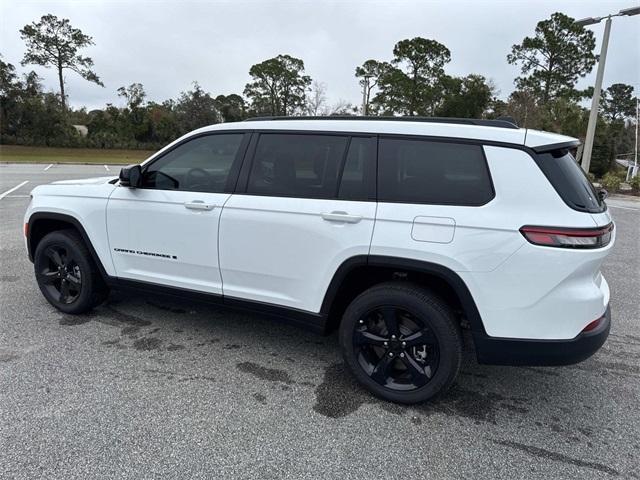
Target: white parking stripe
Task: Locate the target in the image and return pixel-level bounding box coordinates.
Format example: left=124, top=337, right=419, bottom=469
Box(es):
left=44, top=164, right=54, bottom=171
left=609, top=204, right=639, bottom=211
left=0, top=180, right=29, bottom=200
left=104, top=165, right=110, bottom=171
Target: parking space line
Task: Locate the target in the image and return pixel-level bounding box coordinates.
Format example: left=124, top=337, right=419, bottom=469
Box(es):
left=609, top=204, right=639, bottom=211
left=0, top=181, right=29, bottom=200
left=44, top=164, right=54, bottom=171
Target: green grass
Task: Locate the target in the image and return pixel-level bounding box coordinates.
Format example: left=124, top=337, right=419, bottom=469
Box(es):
left=0, top=145, right=156, bottom=164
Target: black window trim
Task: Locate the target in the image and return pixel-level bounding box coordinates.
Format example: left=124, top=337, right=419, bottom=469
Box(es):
left=234, top=130, right=377, bottom=202
left=137, top=127, right=592, bottom=211
left=138, top=130, right=251, bottom=194
left=376, top=133, right=496, bottom=207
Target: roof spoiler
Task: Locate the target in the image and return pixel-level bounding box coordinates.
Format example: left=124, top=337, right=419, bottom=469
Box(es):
left=531, top=140, right=582, bottom=154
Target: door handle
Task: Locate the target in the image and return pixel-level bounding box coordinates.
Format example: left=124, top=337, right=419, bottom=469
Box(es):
left=321, top=211, right=363, bottom=224
left=184, top=200, right=215, bottom=211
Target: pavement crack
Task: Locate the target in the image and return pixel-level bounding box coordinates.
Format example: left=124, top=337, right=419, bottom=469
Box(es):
left=491, top=439, right=619, bottom=476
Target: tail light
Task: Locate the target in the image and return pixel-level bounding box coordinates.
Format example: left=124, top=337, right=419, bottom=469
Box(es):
left=582, top=316, right=604, bottom=332
left=520, top=223, right=613, bottom=249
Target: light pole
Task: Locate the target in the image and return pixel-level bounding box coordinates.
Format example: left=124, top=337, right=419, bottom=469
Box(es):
left=575, top=6, right=640, bottom=174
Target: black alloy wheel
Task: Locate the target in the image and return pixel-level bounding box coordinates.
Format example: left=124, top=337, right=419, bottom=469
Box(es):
left=37, top=244, right=83, bottom=304
left=353, top=305, right=440, bottom=391
left=340, top=282, right=462, bottom=404
left=34, top=229, right=109, bottom=314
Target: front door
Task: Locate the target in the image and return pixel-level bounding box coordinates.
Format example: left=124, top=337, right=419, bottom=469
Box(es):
left=106, top=132, right=248, bottom=294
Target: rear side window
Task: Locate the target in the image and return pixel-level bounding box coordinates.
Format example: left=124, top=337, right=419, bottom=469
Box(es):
left=378, top=138, right=493, bottom=205
left=247, top=134, right=349, bottom=198
left=534, top=150, right=605, bottom=213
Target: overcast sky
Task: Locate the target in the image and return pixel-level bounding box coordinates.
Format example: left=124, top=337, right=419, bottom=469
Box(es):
left=1, top=0, right=638, bottom=111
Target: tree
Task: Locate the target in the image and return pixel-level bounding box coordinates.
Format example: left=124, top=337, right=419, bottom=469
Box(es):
left=502, top=89, right=542, bottom=128
left=373, top=37, right=451, bottom=116
left=329, top=99, right=358, bottom=116
left=601, top=83, right=636, bottom=121
left=117, top=83, right=149, bottom=142
left=507, top=12, right=596, bottom=103
left=174, top=82, right=221, bottom=134
left=0, top=57, right=21, bottom=137
left=117, top=83, right=146, bottom=110
left=436, top=74, right=494, bottom=118
left=305, top=80, right=328, bottom=116
left=244, top=54, right=311, bottom=116
left=355, top=60, right=388, bottom=115
left=20, top=14, right=103, bottom=109
left=215, top=94, right=247, bottom=122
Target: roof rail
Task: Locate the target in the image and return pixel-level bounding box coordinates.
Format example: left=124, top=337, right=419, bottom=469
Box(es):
left=243, top=115, right=519, bottom=129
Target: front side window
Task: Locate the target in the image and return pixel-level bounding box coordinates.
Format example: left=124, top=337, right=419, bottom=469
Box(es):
left=141, top=134, right=244, bottom=192
left=247, top=134, right=349, bottom=198
left=378, top=138, right=493, bottom=205
left=338, top=136, right=376, bottom=201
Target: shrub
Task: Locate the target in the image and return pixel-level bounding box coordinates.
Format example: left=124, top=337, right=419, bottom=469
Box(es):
left=630, top=174, right=640, bottom=194
left=601, top=172, right=621, bottom=192
left=615, top=169, right=628, bottom=181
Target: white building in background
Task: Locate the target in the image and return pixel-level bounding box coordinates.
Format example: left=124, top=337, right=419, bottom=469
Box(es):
left=72, top=125, right=88, bottom=137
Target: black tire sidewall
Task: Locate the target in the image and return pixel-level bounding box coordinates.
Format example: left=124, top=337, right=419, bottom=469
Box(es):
left=339, top=284, right=462, bottom=404
left=34, top=231, right=98, bottom=314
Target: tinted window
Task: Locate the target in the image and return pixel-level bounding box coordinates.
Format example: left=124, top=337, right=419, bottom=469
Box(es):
left=142, top=134, right=244, bottom=192
left=338, top=137, right=376, bottom=201
left=534, top=150, right=605, bottom=213
left=378, top=138, right=493, bottom=205
left=247, top=134, right=348, bottom=198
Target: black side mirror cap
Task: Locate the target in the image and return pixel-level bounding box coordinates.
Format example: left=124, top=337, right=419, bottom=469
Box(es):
left=119, top=164, right=142, bottom=188
left=597, top=188, right=608, bottom=202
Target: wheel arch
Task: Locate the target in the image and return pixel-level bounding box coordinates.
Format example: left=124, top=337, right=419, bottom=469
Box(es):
left=27, top=212, right=110, bottom=282
left=321, top=255, right=487, bottom=336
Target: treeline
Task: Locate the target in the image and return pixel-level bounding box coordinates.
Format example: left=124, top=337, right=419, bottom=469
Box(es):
left=0, top=12, right=637, bottom=177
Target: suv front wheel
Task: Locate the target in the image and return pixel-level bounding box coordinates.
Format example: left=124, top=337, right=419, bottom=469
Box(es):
left=34, top=229, right=109, bottom=314
left=339, top=282, right=462, bottom=404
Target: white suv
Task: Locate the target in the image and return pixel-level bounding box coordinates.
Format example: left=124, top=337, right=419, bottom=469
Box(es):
left=24, top=117, right=614, bottom=403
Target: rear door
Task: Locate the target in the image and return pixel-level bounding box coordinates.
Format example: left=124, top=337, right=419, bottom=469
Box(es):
left=370, top=136, right=517, bottom=273
left=219, top=132, right=377, bottom=312
left=106, top=132, right=249, bottom=294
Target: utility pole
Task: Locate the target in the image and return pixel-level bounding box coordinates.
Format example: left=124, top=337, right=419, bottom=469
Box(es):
left=575, top=6, right=640, bottom=173
left=634, top=97, right=639, bottom=179
left=580, top=17, right=611, bottom=174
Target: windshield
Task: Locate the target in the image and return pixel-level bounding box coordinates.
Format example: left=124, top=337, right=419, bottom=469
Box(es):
left=534, top=149, right=606, bottom=213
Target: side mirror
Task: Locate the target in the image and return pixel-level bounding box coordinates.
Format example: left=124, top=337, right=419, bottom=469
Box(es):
left=119, top=164, right=142, bottom=188
left=597, top=188, right=608, bottom=202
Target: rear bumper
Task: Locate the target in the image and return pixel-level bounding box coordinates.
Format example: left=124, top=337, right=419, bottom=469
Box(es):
left=473, top=305, right=611, bottom=366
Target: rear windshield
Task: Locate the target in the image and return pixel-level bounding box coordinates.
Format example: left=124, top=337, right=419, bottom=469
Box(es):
left=534, top=149, right=606, bottom=213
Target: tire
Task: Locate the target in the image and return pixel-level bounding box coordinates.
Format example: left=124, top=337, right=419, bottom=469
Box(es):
left=34, top=229, right=109, bottom=314
left=339, top=281, right=462, bottom=404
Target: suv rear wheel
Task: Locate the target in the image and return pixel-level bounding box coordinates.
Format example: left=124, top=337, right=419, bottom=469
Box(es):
left=34, top=229, right=109, bottom=314
left=339, top=282, right=462, bottom=404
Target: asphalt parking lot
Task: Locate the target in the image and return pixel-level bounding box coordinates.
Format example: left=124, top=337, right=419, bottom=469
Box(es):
left=1, top=162, right=639, bottom=479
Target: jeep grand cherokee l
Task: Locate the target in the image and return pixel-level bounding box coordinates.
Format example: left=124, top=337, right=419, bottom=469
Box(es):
left=24, top=117, right=614, bottom=403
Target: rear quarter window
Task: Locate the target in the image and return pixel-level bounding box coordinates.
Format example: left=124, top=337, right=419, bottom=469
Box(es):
left=378, top=138, right=494, bottom=205
left=534, top=150, right=605, bottom=213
